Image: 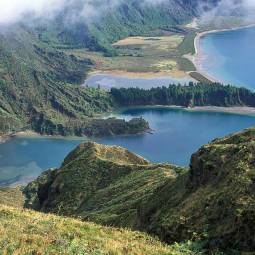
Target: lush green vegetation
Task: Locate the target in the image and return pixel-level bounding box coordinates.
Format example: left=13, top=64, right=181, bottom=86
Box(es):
left=1, top=204, right=196, bottom=255
left=0, top=0, right=219, bottom=137
left=111, top=83, right=255, bottom=107
left=31, top=117, right=149, bottom=137
left=0, top=26, right=152, bottom=137
left=0, top=26, right=111, bottom=134
left=23, top=128, right=255, bottom=254
left=43, top=0, right=201, bottom=53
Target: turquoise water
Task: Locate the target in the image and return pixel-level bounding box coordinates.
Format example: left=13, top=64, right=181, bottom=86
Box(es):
left=200, top=27, right=255, bottom=89
left=1, top=107, right=255, bottom=187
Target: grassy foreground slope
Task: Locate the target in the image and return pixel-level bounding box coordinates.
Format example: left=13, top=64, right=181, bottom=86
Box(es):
left=0, top=205, right=191, bottom=255
left=24, top=128, right=255, bottom=253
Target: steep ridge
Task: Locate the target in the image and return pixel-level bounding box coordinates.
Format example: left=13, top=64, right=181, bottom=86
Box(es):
left=24, top=142, right=182, bottom=228
left=139, top=128, right=255, bottom=252
left=24, top=128, right=255, bottom=253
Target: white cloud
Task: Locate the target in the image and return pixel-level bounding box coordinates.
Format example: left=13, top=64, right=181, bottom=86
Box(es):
left=0, top=0, right=131, bottom=26
left=0, top=0, right=254, bottom=26
left=0, top=0, right=69, bottom=24
left=200, top=0, right=255, bottom=24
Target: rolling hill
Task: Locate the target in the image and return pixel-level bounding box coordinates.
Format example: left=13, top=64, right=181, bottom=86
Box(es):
left=24, top=128, right=255, bottom=254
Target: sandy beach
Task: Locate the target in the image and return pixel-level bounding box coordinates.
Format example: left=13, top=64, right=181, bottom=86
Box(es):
left=0, top=130, right=41, bottom=145
left=185, top=23, right=255, bottom=83
left=0, top=135, right=11, bottom=144
left=88, top=69, right=189, bottom=79
left=186, top=106, right=255, bottom=116
left=118, top=105, right=255, bottom=117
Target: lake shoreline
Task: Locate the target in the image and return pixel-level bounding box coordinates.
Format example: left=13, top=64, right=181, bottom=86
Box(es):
left=2, top=105, right=255, bottom=187
left=185, top=23, right=255, bottom=84
left=0, top=126, right=154, bottom=146
left=1, top=104, right=255, bottom=146
left=87, top=69, right=190, bottom=79
left=0, top=130, right=84, bottom=146
left=111, top=105, right=255, bottom=117
left=186, top=106, right=255, bottom=116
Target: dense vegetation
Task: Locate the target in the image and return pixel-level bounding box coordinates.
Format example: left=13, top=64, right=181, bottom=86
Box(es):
left=0, top=26, right=152, bottom=137
left=40, top=0, right=207, bottom=54
left=31, top=117, right=149, bottom=137
left=23, top=128, right=255, bottom=254
left=0, top=26, right=109, bottom=134
left=111, top=83, right=255, bottom=107
left=0, top=0, right=219, bottom=137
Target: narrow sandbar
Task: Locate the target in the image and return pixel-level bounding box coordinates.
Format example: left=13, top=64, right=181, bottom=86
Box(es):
left=185, top=23, right=255, bottom=84
left=187, top=106, right=255, bottom=116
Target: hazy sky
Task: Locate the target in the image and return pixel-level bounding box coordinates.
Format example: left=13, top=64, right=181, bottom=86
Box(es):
left=0, top=0, right=254, bottom=26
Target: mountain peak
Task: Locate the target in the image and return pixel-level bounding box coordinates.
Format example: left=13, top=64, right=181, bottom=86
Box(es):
left=62, top=141, right=150, bottom=167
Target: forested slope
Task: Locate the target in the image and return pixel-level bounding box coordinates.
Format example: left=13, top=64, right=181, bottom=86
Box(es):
left=111, top=83, right=255, bottom=107
left=38, top=0, right=218, bottom=53
left=0, top=26, right=113, bottom=134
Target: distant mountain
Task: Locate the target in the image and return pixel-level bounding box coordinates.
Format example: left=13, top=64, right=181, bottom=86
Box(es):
left=24, top=128, right=255, bottom=253
left=39, top=0, right=219, bottom=52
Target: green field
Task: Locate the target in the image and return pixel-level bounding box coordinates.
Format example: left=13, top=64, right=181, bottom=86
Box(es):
left=64, top=33, right=196, bottom=78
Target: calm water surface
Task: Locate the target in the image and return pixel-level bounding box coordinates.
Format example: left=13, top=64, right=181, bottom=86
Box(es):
left=85, top=74, right=194, bottom=89
left=200, top=27, right=255, bottom=89
left=1, top=107, right=255, bottom=186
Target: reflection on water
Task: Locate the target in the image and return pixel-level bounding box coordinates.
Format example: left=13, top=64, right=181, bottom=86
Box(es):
left=85, top=74, right=194, bottom=89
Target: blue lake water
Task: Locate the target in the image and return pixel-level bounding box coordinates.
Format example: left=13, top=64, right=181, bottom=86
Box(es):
left=200, top=27, right=255, bottom=89
left=85, top=73, right=194, bottom=89
left=1, top=107, right=255, bottom=187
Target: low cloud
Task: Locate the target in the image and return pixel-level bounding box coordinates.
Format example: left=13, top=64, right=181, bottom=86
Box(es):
left=1, top=0, right=255, bottom=27
left=200, top=0, right=255, bottom=25
left=0, top=0, right=66, bottom=25
left=0, top=0, right=124, bottom=26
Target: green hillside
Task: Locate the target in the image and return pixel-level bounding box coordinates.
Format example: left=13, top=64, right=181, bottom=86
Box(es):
left=0, top=26, right=114, bottom=134
left=24, top=128, right=255, bottom=254
left=24, top=142, right=184, bottom=223
left=40, top=0, right=204, bottom=53
left=0, top=0, right=219, bottom=137
left=0, top=26, right=152, bottom=137
left=0, top=204, right=196, bottom=255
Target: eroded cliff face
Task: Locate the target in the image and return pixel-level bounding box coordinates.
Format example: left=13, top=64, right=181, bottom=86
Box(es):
left=24, top=129, right=255, bottom=253
left=140, top=128, right=255, bottom=252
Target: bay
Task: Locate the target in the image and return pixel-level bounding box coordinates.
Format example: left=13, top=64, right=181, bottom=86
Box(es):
left=200, top=26, right=255, bottom=89
left=1, top=107, right=255, bottom=186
